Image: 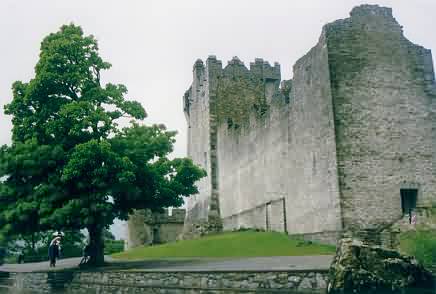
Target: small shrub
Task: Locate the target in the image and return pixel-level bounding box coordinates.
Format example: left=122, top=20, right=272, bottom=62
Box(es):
left=104, top=240, right=124, bottom=255
left=4, top=254, right=18, bottom=264
left=296, top=239, right=313, bottom=247
left=399, top=230, right=436, bottom=269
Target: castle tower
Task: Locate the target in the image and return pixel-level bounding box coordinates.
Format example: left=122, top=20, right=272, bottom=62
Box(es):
left=322, top=5, right=436, bottom=230
left=181, top=4, right=436, bottom=244
left=183, top=57, right=223, bottom=235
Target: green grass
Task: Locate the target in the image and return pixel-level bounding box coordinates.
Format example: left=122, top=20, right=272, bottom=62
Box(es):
left=112, top=230, right=336, bottom=260
left=399, top=229, right=436, bottom=269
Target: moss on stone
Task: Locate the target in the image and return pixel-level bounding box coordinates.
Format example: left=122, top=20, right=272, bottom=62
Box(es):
left=328, top=238, right=435, bottom=294
left=215, top=76, right=268, bottom=129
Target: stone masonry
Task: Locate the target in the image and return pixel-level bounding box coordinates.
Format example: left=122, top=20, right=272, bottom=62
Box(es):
left=126, top=208, right=185, bottom=249
left=3, top=270, right=329, bottom=294
left=181, top=5, right=436, bottom=244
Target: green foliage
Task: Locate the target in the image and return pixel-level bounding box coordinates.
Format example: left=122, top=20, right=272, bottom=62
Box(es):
left=112, top=230, right=336, bottom=260
left=399, top=229, right=436, bottom=269
left=103, top=228, right=115, bottom=241
left=104, top=239, right=124, bottom=255
left=4, top=230, right=85, bottom=263
left=0, top=24, right=205, bottom=265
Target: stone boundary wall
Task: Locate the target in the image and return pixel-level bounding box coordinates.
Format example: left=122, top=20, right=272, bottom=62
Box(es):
left=3, top=270, right=329, bottom=294
left=222, top=198, right=286, bottom=233
left=294, top=231, right=343, bottom=246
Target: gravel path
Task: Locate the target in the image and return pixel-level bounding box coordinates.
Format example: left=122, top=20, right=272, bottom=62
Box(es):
left=0, top=255, right=333, bottom=273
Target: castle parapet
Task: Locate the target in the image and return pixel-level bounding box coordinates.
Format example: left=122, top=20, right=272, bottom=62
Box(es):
left=144, top=208, right=186, bottom=225
left=249, top=58, right=281, bottom=81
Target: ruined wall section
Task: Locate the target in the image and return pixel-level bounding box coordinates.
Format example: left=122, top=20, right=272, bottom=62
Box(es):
left=215, top=58, right=289, bottom=231
left=326, top=5, right=436, bottom=229
left=286, top=30, right=343, bottom=238
left=126, top=210, right=151, bottom=249
left=183, top=59, right=215, bottom=222
left=146, top=208, right=186, bottom=244
left=126, top=209, right=185, bottom=249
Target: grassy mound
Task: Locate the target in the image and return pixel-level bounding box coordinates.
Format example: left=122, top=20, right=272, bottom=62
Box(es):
left=113, top=230, right=336, bottom=260
left=399, top=229, right=436, bottom=270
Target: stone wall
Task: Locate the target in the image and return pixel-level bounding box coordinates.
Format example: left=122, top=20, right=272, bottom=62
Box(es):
left=126, top=210, right=150, bottom=249
left=4, top=271, right=74, bottom=293
left=326, top=5, right=436, bottom=230
left=222, top=198, right=286, bottom=232
left=215, top=58, right=289, bottom=233
left=286, top=28, right=342, bottom=237
left=195, top=29, right=343, bottom=239
left=182, top=4, right=436, bottom=244
left=4, top=270, right=329, bottom=294
left=126, top=209, right=185, bottom=249
left=183, top=59, right=214, bottom=223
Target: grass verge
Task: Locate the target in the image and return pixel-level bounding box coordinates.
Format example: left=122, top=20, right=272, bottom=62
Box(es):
left=399, top=229, right=436, bottom=269
left=112, top=230, right=336, bottom=260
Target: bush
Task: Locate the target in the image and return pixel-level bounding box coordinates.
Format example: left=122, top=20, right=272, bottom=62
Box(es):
left=18, top=242, right=84, bottom=263
left=4, top=254, right=18, bottom=264
left=104, top=240, right=124, bottom=255
left=399, top=230, right=436, bottom=269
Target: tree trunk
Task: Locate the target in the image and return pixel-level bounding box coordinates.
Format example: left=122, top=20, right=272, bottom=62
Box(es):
left=31, top=233, right=36, bottom=252
left=87, top=225, right=105, bottom=266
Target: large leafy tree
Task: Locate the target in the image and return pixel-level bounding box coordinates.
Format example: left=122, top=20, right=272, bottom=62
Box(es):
left=0, top=24, right=205, bottom=265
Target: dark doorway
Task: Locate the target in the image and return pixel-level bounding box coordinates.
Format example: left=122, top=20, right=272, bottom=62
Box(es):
left=400, top=189, right=418, bottom=214
left=152, top=227, right=160, bottom=244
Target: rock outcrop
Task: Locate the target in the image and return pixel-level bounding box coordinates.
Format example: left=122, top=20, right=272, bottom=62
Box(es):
left=327, top=238, right=435, bottom=294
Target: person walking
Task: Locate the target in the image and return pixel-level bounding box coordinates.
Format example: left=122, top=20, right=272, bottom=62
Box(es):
left=48, top=236, right=61, bottom=267
left=17, top=252, right=24, bottom=264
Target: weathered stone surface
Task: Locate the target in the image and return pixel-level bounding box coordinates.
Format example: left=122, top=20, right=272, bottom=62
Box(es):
left=126, top=209, right=186, bottom=249
left=179, top=215, right=223, bottom=240
left=5, top=270, right=329, bottom=293
left=181, top=4, right=436, bottom=245
left=326, top=4, right=436, bottom=231
left=327, top=238, right=435, bottom=294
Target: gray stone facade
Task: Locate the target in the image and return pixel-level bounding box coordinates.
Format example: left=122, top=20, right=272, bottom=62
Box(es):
left=126, top=209, right=185, bottom=249
left=183, top=5, right=436, bottom=244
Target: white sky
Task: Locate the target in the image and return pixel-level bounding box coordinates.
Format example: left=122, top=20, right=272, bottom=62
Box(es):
left=0, top=0, right=435, bottom=239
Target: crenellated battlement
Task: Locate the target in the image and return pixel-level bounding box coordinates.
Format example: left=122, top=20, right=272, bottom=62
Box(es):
left=350, top=4, right=393, bottom=19
left=190, top=56, right=281, bottom=83
left=249, top=58, right=281, bottom=81
left=326, top=4, right=403, bottom=36
left=144, top=208, right=186, bottom=225
left=184, top=56, right=283, bottom=126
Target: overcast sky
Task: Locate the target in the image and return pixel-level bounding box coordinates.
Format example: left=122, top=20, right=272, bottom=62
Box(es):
left=1, top=0, right=435, bottom=239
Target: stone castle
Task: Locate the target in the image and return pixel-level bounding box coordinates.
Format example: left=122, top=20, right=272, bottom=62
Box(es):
left=127, top=4, right=436, bottom=248
left=181, top=4, right=436, bottom=245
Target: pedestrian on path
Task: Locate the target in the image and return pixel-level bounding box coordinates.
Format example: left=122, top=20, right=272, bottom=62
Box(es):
left=48, top=236, right=61, bottom=267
